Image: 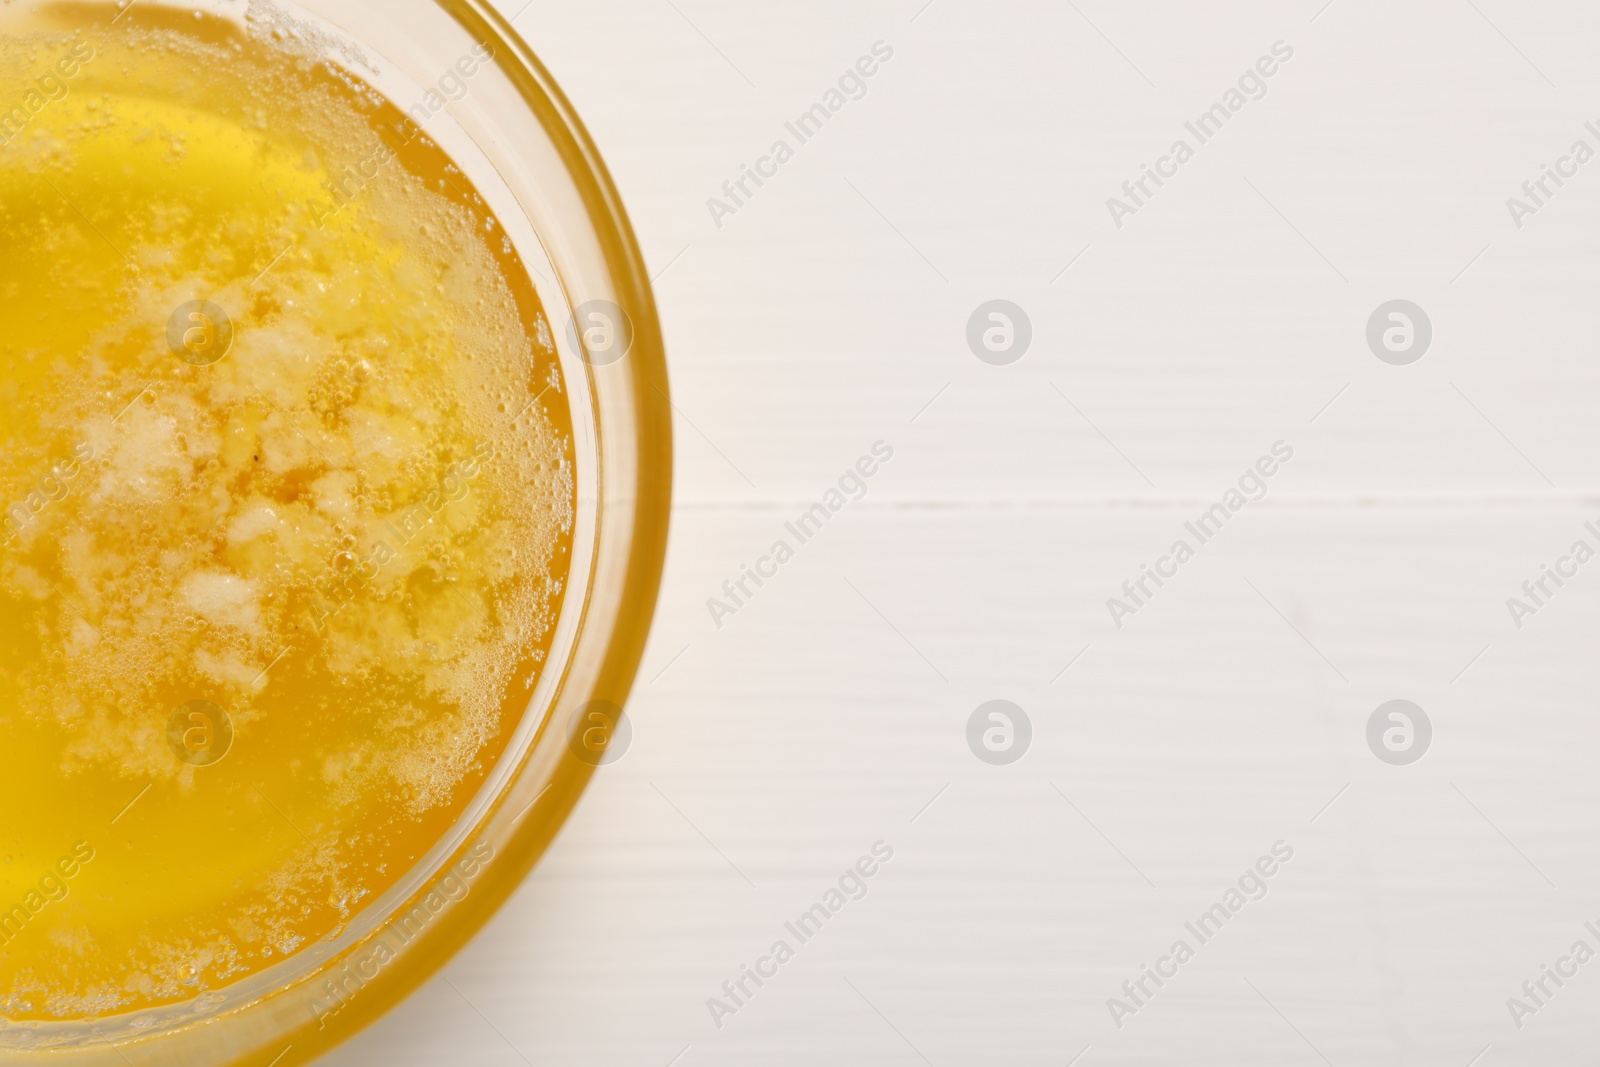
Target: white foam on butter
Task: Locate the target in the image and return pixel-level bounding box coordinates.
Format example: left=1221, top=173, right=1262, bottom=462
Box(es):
left=179, top=571, right=263, bottom=633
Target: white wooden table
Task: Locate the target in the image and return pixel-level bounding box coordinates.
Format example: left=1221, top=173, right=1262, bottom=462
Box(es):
left=328, top=2, right=1600, bottom=1063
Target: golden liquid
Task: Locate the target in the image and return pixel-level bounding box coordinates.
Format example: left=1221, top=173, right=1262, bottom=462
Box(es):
left=0, top=5, right=573, bottom=1019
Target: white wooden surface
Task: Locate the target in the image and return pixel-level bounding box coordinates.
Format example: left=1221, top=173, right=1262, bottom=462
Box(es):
left=327, top=2, right=1600, bottom=1064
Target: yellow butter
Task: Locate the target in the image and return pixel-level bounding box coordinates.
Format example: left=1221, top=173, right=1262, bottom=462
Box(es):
left=0, top=8, right=573, bottom=1019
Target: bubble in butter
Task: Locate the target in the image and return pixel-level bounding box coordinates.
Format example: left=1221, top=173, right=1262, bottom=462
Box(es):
left=0, top=4, right=574, bottom=1020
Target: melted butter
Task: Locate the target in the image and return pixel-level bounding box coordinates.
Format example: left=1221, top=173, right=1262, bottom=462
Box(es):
left=0, top=5, right=573, bottom=1019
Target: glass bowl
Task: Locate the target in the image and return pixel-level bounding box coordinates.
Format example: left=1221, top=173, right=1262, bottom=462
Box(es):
left=0, top=1, right=671, bottom=1063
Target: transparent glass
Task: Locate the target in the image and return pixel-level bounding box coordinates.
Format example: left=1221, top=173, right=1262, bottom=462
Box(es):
left=0, top=1, right=671, bottom=1063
